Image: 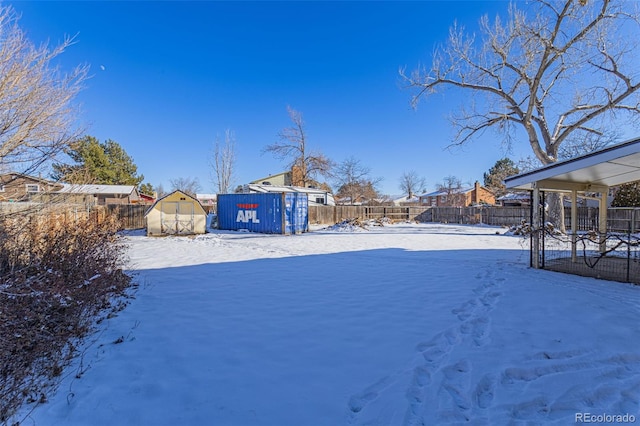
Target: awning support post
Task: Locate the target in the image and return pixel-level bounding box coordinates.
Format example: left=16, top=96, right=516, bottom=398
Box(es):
left=532, top=185, right=540, bottom=269
left=571, top=190, right=578, bottom=263
left=599, top=189, right=608, bottom=254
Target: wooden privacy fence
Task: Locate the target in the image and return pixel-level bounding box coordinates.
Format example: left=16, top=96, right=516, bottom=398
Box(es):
left=0, top=202, right=149, bottom=230
left=308, top=205, right=530, bottom=226
left=103, top=204, right=148, bottom=230
left=82, top=204, right=640, bottom=231
left=4, top=202, right=637, bottom=232
left=308, top=205, right=430, bottom=224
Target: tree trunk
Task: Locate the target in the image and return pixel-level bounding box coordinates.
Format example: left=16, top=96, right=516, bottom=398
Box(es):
left=546, top=193, right=566, bottom=233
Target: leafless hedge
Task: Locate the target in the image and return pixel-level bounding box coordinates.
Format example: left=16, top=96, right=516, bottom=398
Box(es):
left=0, top=212, right=132, bottom=423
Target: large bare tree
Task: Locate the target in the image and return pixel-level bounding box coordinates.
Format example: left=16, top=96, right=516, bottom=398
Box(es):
left=210, top=129, right=236, bottom=194
left=264, top=106, right=332, bottom=187
left=399, top=170, right=427, bottom=199
left=333, top=156, right=381, bottom=205
left=403, top=0, right=640, bottom=227
left=0, top=5, right=88, bottom=177
left=170, top=176, right=202, bottom=197
left=437, top=175, right=467, bottom=207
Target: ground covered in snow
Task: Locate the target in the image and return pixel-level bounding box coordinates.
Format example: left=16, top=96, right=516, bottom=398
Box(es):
left=15, top=223, right=640, bottom=425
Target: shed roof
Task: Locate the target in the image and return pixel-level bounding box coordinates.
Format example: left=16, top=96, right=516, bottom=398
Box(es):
left=505, top=137, right=640, bottom=192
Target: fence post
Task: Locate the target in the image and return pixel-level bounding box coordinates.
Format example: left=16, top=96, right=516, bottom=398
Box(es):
left=571, top=190, right=578, bottom=263
left=531, top=187, right=540, bottom=269
left=598, top=192, right=608, bottom=254
left=627, top=224, right=631, bottom=283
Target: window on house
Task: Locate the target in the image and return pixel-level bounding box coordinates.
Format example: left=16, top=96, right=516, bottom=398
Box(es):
left=440, top=195, right=447, bottom=203
left=26, top=184, right=40, bottom=193
left=315, top=197, right=325, bottom=204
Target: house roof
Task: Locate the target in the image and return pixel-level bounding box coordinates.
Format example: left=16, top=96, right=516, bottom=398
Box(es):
left=391, top=195, right=419, bottom=204
left=57, top=184, right=138, bottom=195
left=504, top=137, right=640, bottom=192
left=139, top=193, right=156, bottom=200
left=420, top=187, right=473, bottom=198
left=196, top=193, right=217, bottom=199
left=244, top=184, right=335, bottom=206
left=0, top=172, right=62, bottom=186
left=245, top=184, right=330, bottom=196
left=250, top=171, right=290, bottom=184
left=497, top=192, right=530, bottom=201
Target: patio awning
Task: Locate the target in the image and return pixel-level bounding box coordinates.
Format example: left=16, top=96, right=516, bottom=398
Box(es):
left=505, top=137, right=640, bottom=192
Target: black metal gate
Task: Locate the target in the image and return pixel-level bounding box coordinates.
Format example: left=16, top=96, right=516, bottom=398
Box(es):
left=534, top=194, right=640, bottom=285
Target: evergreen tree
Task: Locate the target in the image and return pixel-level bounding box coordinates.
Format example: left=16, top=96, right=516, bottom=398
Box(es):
left=139, top=182, right=155, bottom=196
left=483, top=158, right=519, bottom=198
left=612, top=181, right=640, bottom=207
left=53, top=136, right=144, bottom=185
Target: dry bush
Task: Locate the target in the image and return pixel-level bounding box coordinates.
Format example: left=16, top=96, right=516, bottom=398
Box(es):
left=0, top=211, right=132, bottom=423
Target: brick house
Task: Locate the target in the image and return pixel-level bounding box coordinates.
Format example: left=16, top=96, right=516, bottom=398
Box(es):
left=419, top=181, right=496, bottom=207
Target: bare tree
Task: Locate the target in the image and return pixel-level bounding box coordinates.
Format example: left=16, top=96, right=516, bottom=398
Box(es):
left=332, top=156, right=381, bottom=205
left=557, top=131, right=620, bottom=160
left=210, top=129, right=236, bottom=194
left=399, top=170, right=426, bottom=199
left=264, top=106, right=332, bottom=187
left=437, top=175, right=467, bottom=207
left=169, top=177, right=202, bottom=197
left=0, top=5, right=88, bottom=178
left=403, top=0, right=640, bottom=228
left=156, top=184, right=167, bottom=198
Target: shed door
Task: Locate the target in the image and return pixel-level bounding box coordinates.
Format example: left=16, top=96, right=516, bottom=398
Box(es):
left=176, top=202, right=195, bottom=234
left=160, top=201, right=195, bottom=235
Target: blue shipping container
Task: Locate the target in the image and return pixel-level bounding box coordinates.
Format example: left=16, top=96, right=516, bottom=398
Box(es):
left=217, top=192, right=308, bottom=234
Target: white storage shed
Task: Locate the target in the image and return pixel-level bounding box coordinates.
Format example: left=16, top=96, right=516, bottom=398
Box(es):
left=145, top=190, right=207, bottom=236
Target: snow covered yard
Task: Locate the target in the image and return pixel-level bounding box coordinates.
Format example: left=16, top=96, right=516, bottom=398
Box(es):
left=17, top=223, right=640, bottom=425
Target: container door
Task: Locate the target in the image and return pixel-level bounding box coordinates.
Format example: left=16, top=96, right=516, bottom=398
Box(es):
left=293, top=193, right=309, bottom=234
left=177, top=202, right=195, bottom=234
left=160, top=201, right=179, bottom=234
left=284, top=193, right=293, bottom=235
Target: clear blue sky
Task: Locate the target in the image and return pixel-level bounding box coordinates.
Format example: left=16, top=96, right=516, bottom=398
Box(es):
left=13, top=0, right=531, bottom=196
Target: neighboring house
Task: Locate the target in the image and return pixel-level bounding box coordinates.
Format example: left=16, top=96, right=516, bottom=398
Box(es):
left=250, top=171, right=293, bottom=186
left=419, top=181, right=496, bottom=207
left=56, top=184, right=141, bottom=205
left=139, top=193, right=156, bottom=204
left=196, top=193, right=217, bottom=212
left=497, top=192, right=531, bottom=206
left=145, top=190, right=207, bottom=236
left=241, top=183, right=335, bottom=206
left=335, top=195, right=365, bottom=206
left=497, top=192, right=614, bottom=208
left=0, top=173, right=63, bottom=202
left=390, top=195, right=420, bottom=206
left=251, top=166, right=325, bottom=189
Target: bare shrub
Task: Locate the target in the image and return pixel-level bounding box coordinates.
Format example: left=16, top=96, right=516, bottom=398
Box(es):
left=0, top=211, right=132, bottom=423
